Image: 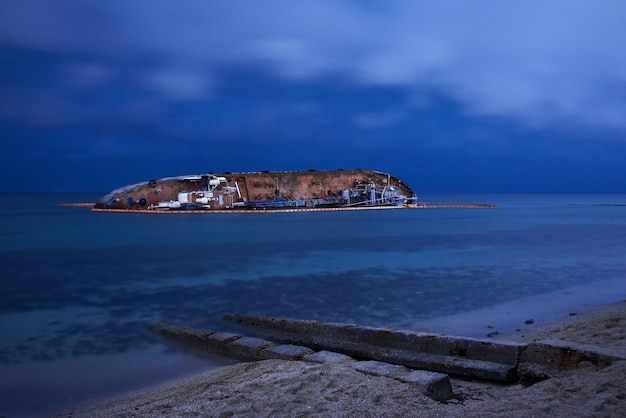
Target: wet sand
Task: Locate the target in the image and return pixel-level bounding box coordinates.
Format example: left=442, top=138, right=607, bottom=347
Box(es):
left=55, top=301, right=625, bottom=417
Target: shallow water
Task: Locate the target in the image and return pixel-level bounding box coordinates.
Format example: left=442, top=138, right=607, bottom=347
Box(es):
left=1, top=193, right=626, bottom=415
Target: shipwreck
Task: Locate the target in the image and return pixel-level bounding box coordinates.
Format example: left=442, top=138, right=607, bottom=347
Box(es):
left=94, top=168, right=418, bottom=212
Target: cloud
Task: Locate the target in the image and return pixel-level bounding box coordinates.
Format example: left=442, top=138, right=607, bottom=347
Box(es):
left=353, top=110, right=405, bottom=130
left=143, top=68, right=211, bottom=101
left=64, top=62, right=118, bottom=89
left=247, top=39, right=331, bottom=80
left=1, top=0, right=626, bottom=131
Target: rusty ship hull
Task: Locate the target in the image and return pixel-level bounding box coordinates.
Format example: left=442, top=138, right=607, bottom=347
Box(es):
left=94, top=169, right=418, bottom=212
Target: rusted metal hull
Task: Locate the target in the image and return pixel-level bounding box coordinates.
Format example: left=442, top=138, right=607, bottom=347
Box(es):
left=94, top=169, right=418, bottom=212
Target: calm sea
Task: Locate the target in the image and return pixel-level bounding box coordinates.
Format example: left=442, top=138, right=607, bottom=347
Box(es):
left=1, top=193, right=626, bottom=415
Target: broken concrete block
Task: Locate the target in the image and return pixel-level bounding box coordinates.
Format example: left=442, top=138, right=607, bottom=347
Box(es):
left=152, top=322, right=216, bottom=341
left=224, top=315, right=522, bottom=381
left=198, top=331, right=243, bottom=355
left=302, top=350, right=354, bottom=364
left=398, top=369, right=454, bottom=401
left=225, top=336, right=276, bottom=360
left=152, top=323, right=240, bottom=353
left=350, top=361, right=454, bottom=402
left=350, top=360, right=408, bottom=378
left=466, top=339, right=524, bottom=364
left=363, top=346, right=518, bottom=382
left=208, top=331, right=242, bottom=344
left=518, top=339, right=623, bottom=380
left=260, top=344, right=315, bottom=360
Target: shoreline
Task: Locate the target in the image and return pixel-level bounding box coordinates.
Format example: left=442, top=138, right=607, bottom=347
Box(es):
left=410, top=275, right=626, bottom=340
left=55, top=300, right=626, bottom=417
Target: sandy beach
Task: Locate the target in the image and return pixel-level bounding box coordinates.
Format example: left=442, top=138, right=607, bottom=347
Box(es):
left=55, top=300, right=625, bottom=417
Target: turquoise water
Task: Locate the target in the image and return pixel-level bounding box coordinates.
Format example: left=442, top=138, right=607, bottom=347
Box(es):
left=1, top=193, right=626, bottom=415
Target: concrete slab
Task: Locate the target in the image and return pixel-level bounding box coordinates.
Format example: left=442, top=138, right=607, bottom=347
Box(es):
left=349, top=361, right=454, bottom=401
left=225, top=337, right=276, bottom=360
left=260, top=344, right=315, bottom=361
left=350, top=360, right=408, bottom=378
left=398, top=369, right=454, bottom=401
left=225, top=315, right=523, bottom=381
left=302, top=350, right=354, bottom=364
left=518, top=338, right=623, bottom=380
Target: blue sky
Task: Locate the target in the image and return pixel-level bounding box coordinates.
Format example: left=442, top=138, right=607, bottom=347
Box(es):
left=1, top=1, right=625, bottom=193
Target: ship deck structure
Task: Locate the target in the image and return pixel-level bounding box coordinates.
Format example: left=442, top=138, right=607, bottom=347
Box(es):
left=94, top=169, right=419, bottom=212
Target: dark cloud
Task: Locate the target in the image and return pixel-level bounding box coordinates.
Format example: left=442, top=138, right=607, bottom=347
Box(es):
left=1, top=1, right=626, bottom=193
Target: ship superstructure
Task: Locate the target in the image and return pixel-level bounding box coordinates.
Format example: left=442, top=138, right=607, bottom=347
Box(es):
left=94, top=169, right=417, bottom=211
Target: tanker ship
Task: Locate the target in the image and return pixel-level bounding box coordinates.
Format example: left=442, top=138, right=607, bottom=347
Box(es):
left=94, top=169, right=418, bottom=212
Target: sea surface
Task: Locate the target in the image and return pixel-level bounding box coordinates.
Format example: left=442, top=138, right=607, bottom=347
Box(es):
left=1, top=193, right=626, bottom=415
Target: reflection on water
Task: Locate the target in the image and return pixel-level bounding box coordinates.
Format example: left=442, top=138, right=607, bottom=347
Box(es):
left=0, top=345, right=237, bottom=416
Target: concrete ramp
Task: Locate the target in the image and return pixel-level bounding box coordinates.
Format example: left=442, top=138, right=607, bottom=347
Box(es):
left=151, top=322, right=455, bottom=401
left=225, top=315, right=623, bottom=383
left=152, top=315, right=623, bottom=393
left=225, top=315, right=524, bottom=382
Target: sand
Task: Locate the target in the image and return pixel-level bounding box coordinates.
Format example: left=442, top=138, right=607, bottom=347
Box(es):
left=55, top=301, right=626, bottom=417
